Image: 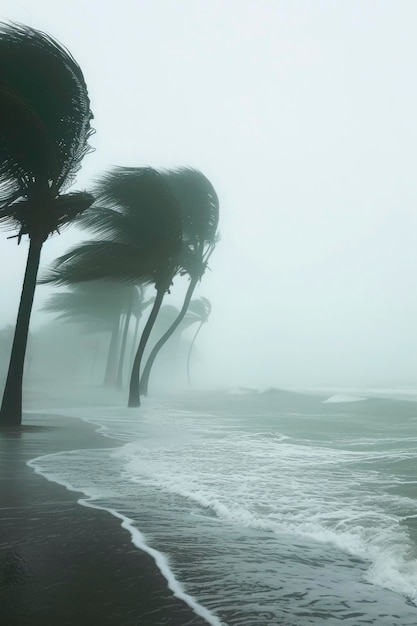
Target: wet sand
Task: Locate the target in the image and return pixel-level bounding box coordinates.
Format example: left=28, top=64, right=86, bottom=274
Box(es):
left=0, top=412, right=210, bottom=625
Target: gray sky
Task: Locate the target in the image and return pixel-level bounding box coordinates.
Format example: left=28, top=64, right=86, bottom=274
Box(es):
left=1, top=0, right=417, bottom=389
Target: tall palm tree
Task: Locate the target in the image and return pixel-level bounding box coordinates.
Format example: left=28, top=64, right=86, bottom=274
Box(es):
left=41, top=167, right=183, bottom=407
left=0, top=24, right=94, bottom=426
left=185, top=297, right=212, bottom=386
left=139, top=168, right=219, bottom=396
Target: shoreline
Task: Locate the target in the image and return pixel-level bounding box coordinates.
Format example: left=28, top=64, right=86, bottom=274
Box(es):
left=0, top=411, right=213, bottom=625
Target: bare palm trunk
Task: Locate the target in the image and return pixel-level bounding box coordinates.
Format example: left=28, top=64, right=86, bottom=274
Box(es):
left=187, top=321, right=204, bottom=386
left=128, top=287, right=166, bottom=408
left=140, top=275, right=198, bottom=397
left=0, top=239, right=42, bottom=427
left=103, top=312, right=121, bottom=387
left=116, top=290, right=133, bottom=389
left=130, top=313, right=141, bottom=369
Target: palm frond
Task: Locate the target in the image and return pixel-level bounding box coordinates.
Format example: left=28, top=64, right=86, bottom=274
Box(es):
left=159, top=167, right=219, bottom=245
left=0, top=23, right=94, bottom=243
left=39, top=240, right=157, bottom=286
left=1, top=191, right=94, bottom=242
left=43, top=281, right=135, bottom=332
left=83, top=167, right=183, bottom=254
left=0, top=22, right=94, bottom=204
left=153, top=167, right=220, bottom=283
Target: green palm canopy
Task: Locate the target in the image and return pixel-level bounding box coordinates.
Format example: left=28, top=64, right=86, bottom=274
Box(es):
left=0, top=23, right=94, bottom=426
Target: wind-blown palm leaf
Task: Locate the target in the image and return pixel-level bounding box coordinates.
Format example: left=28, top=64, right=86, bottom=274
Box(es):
left=161, top=168, right=219, bottom=251
left=0, top=23, right=93, bottom=210
left=40, top=240, right=157, bottom=286
left=43, top=282, right=132, bottom=324
left=3, top=191, right=94, bottom=243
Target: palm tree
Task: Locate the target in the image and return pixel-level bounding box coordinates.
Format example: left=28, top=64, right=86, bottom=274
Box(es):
left=41, top=167, right=183, bottom=407
left=43, top=281, right=138, bottom=387
left=0, top=24, right=94, bottom=426
left=116, top=286, right=154, bottom=388
left=184, top=297, right=212, bottom=386
left=139, top=169, right=219, bottom=396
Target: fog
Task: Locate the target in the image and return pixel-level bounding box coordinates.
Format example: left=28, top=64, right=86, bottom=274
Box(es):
left=1, top=0, right=417, bottom=392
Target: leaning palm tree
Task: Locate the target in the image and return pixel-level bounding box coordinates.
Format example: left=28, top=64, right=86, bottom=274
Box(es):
left=184, top=297, right=212, bottom=386
left=139, top=169, right=219, bottom=396
left=41, top=167, right=183, bottom=407
left=0, top=24, right=94, bottom=426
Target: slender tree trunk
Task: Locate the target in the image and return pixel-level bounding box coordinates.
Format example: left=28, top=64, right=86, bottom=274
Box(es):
left=130, top=313, right=141, bottom=369
left=140, top=276, right=198, bottom=397
left=187, top=321, right=204, bottom=387
left=128, top=287, right=166, bottom=408
left=0, top=239, right=42, bottom=427
left=116, top=290, right=134, bottom=389
left=103, top=312, right=121, bottom=387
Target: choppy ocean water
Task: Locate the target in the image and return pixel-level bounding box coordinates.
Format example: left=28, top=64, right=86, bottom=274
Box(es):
left=28, top=389, right=417, bottom=625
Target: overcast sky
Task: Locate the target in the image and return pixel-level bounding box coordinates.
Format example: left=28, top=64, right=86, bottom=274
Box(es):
left=1, top=0, right=417, bottom=389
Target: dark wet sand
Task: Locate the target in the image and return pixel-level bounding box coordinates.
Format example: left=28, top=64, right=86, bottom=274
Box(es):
left=0, top=413, right=210, bottom=626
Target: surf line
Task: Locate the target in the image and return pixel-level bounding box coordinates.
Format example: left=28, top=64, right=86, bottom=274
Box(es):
left=27, top=451, right=225, bottom=626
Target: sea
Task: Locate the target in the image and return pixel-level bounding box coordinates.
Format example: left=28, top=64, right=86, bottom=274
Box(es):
left=27, top=388, right=417, bottom=625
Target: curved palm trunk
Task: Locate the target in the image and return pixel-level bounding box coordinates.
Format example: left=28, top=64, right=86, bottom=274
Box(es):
left=0, top=239, right=42, bottom=427
left=103, top=312, right=121, bottom=387
left=140, top=275, right=198, bottom=397
left=116, top=290, right=134, bottom=389
left=130, top=313, right=141, bottom=369
left=187, top=321, right=204, bottom=387
left=128, top=287, right=166, bottom=408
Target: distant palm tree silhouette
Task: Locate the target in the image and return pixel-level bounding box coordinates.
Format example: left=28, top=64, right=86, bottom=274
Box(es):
left=185, top=297, right=212, bottom=386
left=0, top=23, right=94, bottom=426
left=43, top=282, right=151, bottom=387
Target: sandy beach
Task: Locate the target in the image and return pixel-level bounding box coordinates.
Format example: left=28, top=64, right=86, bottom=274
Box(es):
left=0, top=412, right=210, bottom=625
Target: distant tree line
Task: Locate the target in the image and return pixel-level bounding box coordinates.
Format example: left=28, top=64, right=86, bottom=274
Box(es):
left=0, top=24, right=219, bottom=427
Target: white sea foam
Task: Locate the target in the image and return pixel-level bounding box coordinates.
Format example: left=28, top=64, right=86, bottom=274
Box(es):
left=115, top=428, right=417, bottom=605
left=27, top=397, right=417, bottom=618
left=323, top=394, right=366, bottom=403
